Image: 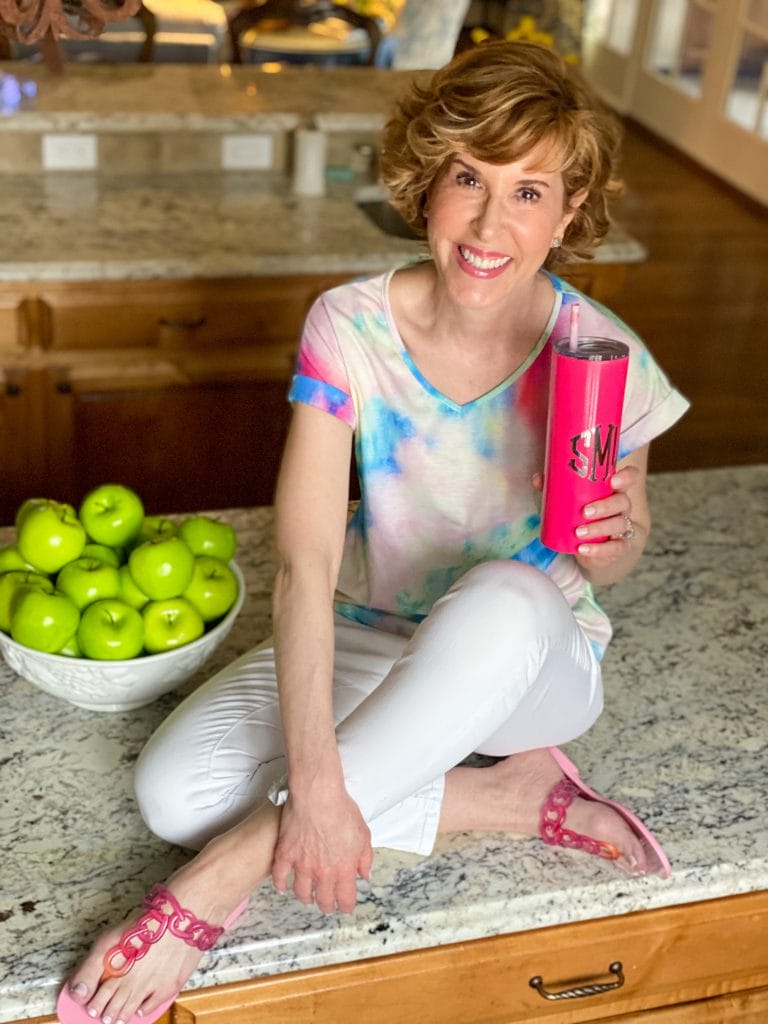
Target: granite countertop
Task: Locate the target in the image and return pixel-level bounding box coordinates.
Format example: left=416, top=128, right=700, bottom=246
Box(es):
left=0, top=172, right=645, bottom=284
left=0, top=63, right=418, bottom=133
left=0, top=62, right=647, bottom=283
left=1, top=465, right=766, bottom=1022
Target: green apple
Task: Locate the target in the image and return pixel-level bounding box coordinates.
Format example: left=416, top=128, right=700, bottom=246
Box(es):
left=128, top=537, right=195, bottom=601
left=118, top=564, right=149, bottom=611
left=0, top=544, right=37, bottom=573
left=142, top=597, right=204, bottom=654
left=178, top=515, right=237, bottom=562
left=77, top=598, right=144, bottom=660
left=17, top=500, right=87, bottom=574
left=57, top=557, right=121, bottom=611
left=182, top=556, right=238, bottom=622
left=0, top=571, right=53, bottom=633
left=82, top=542, right=123, bottom=568
left=14, top=497, right=50, bottom=530
left=57, top=634, right=82, bottom=657
left=10, top=588, right=80, bottom=654
left=79, top=483, right=144, bottom=548
left=137, top=515, right=178, bottom=545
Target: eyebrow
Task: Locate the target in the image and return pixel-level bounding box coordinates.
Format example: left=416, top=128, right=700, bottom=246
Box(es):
left=452, top=157, right=552, bottom=188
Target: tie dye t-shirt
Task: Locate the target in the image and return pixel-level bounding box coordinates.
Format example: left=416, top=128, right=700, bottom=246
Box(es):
left=288, top=268, right=689, bottom=658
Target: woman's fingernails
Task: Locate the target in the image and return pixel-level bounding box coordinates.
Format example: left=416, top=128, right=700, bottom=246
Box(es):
left=583, top=505, right=596, bottom=517
left=575, top=526, right=588, bottom=538
left=577, top=544, right=591, bottom=555
left=70, top=982, right=89, bottom=998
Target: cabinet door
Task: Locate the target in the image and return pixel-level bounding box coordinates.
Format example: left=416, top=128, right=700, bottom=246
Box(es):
left=0, top=368, right=45, bottom=527
left=44, top=361, right=291, bottom=514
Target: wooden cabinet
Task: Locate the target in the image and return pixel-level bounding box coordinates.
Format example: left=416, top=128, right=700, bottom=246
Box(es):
left=0, top=274, right=349, bottom=525
left=15, top=891, right=768, bottom=1024
left=0, top=259, right=632, bottom=526
left=166, top=891, right=768, bottom=1024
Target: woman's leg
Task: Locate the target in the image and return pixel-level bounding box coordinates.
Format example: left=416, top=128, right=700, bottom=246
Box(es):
left=64, top=561, right=628, bottom=1022
left=133, top=621, right=409, bottom=850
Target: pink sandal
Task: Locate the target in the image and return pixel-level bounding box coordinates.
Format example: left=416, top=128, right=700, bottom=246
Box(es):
left=56, top=884, right=249, bottom=1024
left=540, top=747, right=671, bottom=878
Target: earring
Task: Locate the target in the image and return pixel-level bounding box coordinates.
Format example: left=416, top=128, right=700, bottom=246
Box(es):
left=551, top=237, right=562, bottom=249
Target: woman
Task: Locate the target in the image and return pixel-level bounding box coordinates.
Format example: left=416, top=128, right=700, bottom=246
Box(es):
left=59, top=41, right=688, bottom=1024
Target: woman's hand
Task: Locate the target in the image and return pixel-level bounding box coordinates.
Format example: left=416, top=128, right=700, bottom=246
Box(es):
left=572, top=463, right=641, bottom=571
left=271, top=781, right=372, bottom=915
left=533, top=444, right=651, bottom=586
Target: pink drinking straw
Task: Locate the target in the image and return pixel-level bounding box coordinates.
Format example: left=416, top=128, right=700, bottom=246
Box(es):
left=569, top=301, right=580, bottom=352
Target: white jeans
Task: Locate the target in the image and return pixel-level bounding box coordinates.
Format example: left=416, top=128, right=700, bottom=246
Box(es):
left=135, top=561, right=602, bottom=855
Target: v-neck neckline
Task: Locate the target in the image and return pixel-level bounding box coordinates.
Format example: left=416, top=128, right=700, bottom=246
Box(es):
left=382, top=267, right=563, bottom=412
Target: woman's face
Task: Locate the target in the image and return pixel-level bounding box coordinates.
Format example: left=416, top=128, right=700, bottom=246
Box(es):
left=425, top=145, right=582, bottom=311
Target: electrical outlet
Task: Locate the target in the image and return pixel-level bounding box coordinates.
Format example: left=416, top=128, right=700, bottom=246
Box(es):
left=42, top=133, right=98, bottom=171
left=221, top=134, right=274, bottom=170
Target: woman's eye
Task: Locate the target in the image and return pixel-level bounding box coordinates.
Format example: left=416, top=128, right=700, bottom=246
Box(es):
left=456, top=171, right=480, bottom=188
left=518, top=187, right=541, bottom=202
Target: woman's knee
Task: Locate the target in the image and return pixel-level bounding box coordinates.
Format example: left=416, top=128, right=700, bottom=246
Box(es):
left=448, top=560, right=566, bottom=632
left=133, top=732, right=203, bottom=846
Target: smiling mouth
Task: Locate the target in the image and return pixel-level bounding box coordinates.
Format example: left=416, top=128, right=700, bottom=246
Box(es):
left=457, top=244, right=512, bottom=273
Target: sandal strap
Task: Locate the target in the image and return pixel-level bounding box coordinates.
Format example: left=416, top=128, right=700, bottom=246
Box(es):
left=540, top=778, right=621, bottom=861
left=101, top=884, right=225, bottom=980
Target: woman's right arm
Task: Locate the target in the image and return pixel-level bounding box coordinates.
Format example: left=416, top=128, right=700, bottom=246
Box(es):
left=269, top=401, right=372, bottom=915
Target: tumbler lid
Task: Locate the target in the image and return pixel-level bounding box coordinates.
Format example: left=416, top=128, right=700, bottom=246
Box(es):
left=553, top=337, right=629, bottom=361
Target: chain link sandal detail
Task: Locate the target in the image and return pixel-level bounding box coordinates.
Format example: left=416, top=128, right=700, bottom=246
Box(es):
left=56, top=885, right=249, bottom=1024
left=542, top=747, right=672, bottom=877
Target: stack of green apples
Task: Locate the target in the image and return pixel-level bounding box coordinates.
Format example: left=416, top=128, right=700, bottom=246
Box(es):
left=0, top=484, right=240, bottom=660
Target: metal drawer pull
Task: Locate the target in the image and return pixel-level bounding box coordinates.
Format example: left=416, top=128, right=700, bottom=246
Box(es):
left=530, top=961, right=624, bottom=1001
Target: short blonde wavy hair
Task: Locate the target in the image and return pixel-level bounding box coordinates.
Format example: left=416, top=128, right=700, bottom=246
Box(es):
left=380, top=41, right=623, bottom=266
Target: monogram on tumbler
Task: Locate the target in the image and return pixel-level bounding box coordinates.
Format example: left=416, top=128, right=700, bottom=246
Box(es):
left=541, top=302, right=629, bottom=553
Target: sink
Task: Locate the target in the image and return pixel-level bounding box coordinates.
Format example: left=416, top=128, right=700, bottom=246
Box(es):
left=356, top=197, right=421, bottom=241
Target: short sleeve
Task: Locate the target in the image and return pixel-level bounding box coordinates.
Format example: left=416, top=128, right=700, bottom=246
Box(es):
left=288, top=294, right=356, bottom=428
left=563, top=289, right=690, bottom=458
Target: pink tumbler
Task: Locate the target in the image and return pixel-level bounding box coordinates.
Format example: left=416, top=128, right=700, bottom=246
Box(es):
left=540, top=337, right=629, bottom=553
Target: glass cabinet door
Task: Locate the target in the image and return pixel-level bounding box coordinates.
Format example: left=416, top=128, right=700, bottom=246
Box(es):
left=582, top=0, right=768, bottom=204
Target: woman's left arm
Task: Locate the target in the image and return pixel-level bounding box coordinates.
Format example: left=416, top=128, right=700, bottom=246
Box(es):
left=574, top=444, right=651, bottom=586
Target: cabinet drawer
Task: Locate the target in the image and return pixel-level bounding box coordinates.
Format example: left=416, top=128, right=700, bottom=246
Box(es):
left=173, top=892, right=768, bottom=1024
left=33, top=275, right=348, bottom=352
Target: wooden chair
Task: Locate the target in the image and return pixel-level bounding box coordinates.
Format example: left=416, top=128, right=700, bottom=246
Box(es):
left=227, top=0, right=381, bottom=66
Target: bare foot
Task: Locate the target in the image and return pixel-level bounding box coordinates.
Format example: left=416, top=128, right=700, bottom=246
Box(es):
left=489, top=748, right=652, bottom=874
left=62, top=865, right=248, bottom=1024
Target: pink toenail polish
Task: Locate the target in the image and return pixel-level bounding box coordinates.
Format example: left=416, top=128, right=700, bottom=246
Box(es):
left=71, top=982, right=88, bottom=997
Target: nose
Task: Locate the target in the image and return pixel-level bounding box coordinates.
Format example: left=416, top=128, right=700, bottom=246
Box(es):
left=471, top=193, right=503, bottom=242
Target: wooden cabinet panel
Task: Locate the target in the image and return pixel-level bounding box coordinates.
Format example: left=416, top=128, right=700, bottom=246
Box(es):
left=0, top=290, right=34, bottom=349
left=171, top=893, right=768, bottom=1024
left=35, top=275, right=348, bottom=351
left=0, top=273, right=352, bottom=521
left=44, top=367, right=291, bottom=514
left=0, top=368, right=46, bottom=526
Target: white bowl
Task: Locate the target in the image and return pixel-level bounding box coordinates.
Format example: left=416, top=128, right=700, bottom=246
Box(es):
left=0, top=563, right=245, bottom=712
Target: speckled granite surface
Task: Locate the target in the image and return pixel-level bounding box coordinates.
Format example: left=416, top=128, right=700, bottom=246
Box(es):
left=1, top=465, right=766, bottom=1022
left=0, top=173, right=644, bottom=283
left=0, top=63, right=646, bottom=282
left=0, top=63, right=416, bottom=131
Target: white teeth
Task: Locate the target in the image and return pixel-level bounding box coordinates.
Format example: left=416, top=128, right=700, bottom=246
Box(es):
left=459, top=245, right=510, bottom=270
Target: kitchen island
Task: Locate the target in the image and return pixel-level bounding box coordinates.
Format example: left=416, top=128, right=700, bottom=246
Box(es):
left=0, top=61, right=646, bottom=525
left=1, top=465, right=767, bottom=1023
